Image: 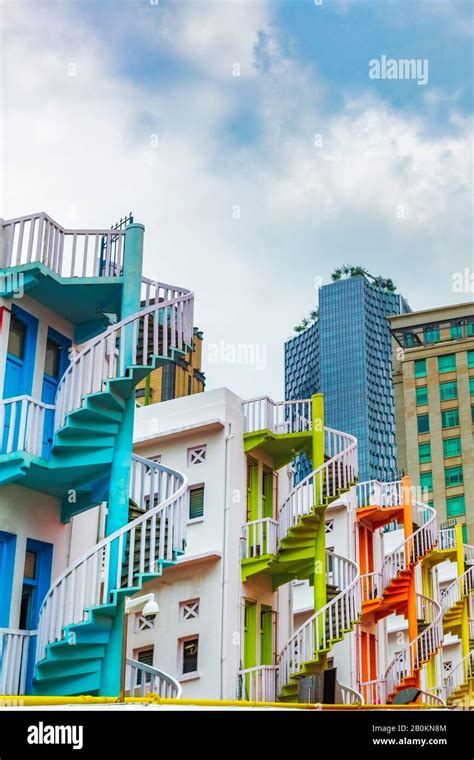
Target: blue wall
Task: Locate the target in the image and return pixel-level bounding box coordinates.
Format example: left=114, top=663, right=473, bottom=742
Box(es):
left=0, top=530, right=17, bottom=627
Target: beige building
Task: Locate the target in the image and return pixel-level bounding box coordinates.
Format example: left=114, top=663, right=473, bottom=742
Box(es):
left=389, top=302, right=474, bottom=541
left=136, top=328, right=205, bottom=406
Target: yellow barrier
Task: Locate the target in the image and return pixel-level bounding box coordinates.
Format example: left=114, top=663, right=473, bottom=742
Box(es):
left=0, top=695, right=448, bottom=709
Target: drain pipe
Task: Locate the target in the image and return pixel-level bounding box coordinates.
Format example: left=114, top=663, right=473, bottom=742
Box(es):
left=220, top=423, right=234, bottom=699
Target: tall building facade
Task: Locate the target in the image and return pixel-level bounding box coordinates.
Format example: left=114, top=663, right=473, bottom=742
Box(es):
left=285, top=275, right=410, bottom=482
left=389, top=302, right=474, bottom=542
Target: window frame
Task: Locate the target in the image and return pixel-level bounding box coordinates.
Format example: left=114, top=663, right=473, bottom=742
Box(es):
left=178, top=634, right=200, bottom=678
left=188, top=484, right=205, bottom=522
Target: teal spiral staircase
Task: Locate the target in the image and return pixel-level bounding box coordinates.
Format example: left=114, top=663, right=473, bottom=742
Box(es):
left=0, top=213, right=194, bottom=695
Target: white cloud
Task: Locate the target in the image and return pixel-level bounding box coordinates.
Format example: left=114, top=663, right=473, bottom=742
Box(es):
left=1, top=1, right=472, bottom=402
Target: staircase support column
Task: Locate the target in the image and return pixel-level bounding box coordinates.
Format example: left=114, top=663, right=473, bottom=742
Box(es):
left=101, top=222, right=144, bottom=697
left=312, top=394, right=327, bottom=657
left=421, top=563, right=436, bottom=691
left=402, top=476, right=419, bottom=686
left=455, top=524, right=470, bottom=661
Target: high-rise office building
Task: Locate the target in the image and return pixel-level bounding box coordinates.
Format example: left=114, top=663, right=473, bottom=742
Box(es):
left=285, top=274, right=410, bottom=482
left=389, top=302, right=474, bottom=541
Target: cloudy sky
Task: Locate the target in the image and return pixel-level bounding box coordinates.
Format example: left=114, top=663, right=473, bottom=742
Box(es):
left=1, top=0, right=473, bottom=400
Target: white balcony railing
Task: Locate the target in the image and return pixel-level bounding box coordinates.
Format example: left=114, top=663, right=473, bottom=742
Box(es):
left=0, top=213, right=125, bottom=277
left=242, top=397, right=312, bottom=435
left=0, top=396, right=54, bottom=457
left=0, top=629, right=35, bottom=696
left=238, top=665, right=278, bottom=702
left=241, top=519, right=278, bottom=560
left=438, top=528, right=456, bottom=551
left=1, top=213, right=125, bottom=278
left=356, top=479, right=402, bottom=509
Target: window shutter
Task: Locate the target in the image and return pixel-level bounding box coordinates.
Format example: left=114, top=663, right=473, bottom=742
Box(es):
left=189, top=487, right=204, bottom=519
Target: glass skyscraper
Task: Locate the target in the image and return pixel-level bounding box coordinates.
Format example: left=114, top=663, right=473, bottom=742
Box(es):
left=285, top=275, right=411, bottom=482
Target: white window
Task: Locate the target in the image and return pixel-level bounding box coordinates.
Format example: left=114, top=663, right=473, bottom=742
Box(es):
left=443, top=660, right=452, bottom=674
left=135, top=612, right=156, bottom=632
left=325, top=520, right=334, bottom=535
left=180, top=598, right=200, bottom=621
left=188, top=445, right=207, bottom=466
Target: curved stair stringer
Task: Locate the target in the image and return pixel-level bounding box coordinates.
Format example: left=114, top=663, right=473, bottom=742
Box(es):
left=51, top=283, right=194, bottom=516
left=440, top=562, right=474, bottom=638
left=278, top=550, right=361, bottom=701
left=444, top=650, right=474, bottom=705
left=272, top=426, right=358, bottom=584
left=361, top=500, right=438, bottom=626
left=360, top=499, right=439, bottom=703
left=384, top=592, right=443, bottom=703
left=32, top=453, right=189, bottom=696
left=0, top=281, right=195, bottom=501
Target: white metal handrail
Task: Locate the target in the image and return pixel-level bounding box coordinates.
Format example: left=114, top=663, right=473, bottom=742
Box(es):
left=339, top=683, right=363, bottom=705
left=54, top=292, right=194, bottom=429
left=36, top=456, right=188, bottom=662
left=278, top=551, right=360, bottom=691
left=440, top=565, right=474, bottom=615
left=379, top=501, right=437, bottom=595
left=438, top=528, right=456, bottom=551
left=242, top=396, right=313, bottom=435
left=0, top=629, right=36, bottom=696
left=1, top=213, right=125, bottom=278
left=384, top=593, right=443, bottom=700
left=277, top=428, right=357, bottom=544
left=141, top=277, right=190, bottom=307
left=419, top=688, right=446, bottom=706
left=241, top=518, right=278, bottom=560
left=356, top=479, right=402, bottom=509
left=359, top=679, right=387, bottom=705
left=126, top=658, right=182, bottom=699
left=444, top=651, right=474, bottom=701
left=464, top=543, right=474, bottom=565
left=238, top=665, right=278, bottom=702
left=0, top=396, right=54, bottom=457
left=360, top=572, right=380, bottom=602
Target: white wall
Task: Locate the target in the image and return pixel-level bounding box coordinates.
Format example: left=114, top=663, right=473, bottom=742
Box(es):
left=129, top=388, right=248, bottom=699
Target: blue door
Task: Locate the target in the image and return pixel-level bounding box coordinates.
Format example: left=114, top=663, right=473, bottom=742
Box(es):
left=41, top=328, right=71, bottom=458
left=19, top=539, right=53, bottom=691
left=2, top=306, right=38, bottom=453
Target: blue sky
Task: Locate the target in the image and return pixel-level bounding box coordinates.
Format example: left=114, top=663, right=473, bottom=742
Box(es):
left=2, top=0, right=473, bottom=399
